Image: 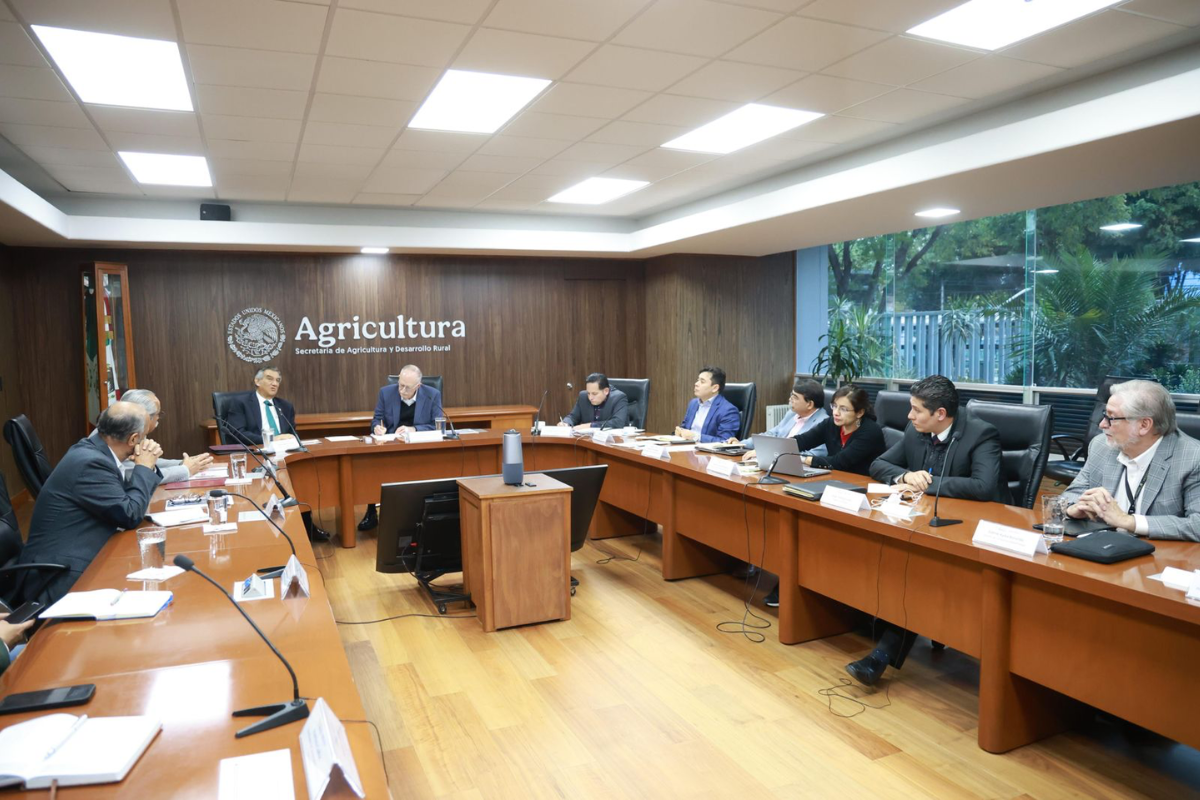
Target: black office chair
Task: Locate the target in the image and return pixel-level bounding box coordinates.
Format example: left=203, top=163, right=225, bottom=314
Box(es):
left=966, top=399, right=1053, bottom=509
left=211, top=391, right=254, bottom=444
left=723, top=382, right=757, bottom=441
left=3, top=415, right=53, bottom=499
left=386, top=374, right=444, bottom=399
left=874, top=390, right=910, bottom=449
left=823, top=387, right=834, bottom=411
left=1177, top=412, right=1200, bottom=440
left=1044, top=375, right=1143, bottom=485
left=608, top=378, right=650, bottom=429
left=0, top=473, right=66, bottom=609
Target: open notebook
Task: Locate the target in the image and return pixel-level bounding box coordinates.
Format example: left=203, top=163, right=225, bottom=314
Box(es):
left=40, top=590, right=173, bottom=621
left=0, top=714, right=161, bottom=789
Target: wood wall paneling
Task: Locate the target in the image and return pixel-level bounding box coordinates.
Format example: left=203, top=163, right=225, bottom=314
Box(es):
left=0, top=244, right=26, bottom=497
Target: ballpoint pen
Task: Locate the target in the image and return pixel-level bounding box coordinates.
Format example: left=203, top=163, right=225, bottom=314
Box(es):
left=109, top=589, right=128, bottom=606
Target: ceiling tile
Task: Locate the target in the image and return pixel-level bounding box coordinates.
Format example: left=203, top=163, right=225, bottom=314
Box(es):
left=298, top=143, right=386, bottom=164
left=453, top=29, right=595, bottom=80
left=16, top=146, right=118, bottom=168
left=202, top=114, right=302, bottom=142
left=302, top=120, right=399, bottom=148
left=499, top=111, right=606, bottom=141
left=316, top=57, right=440, bottom=102
left=600, top=148, right=716, bottom=182
left=667, top=60, right=805, bottom=102
left=780, top=113, right=897, bottom=143
left=415, top=195, right=479, bottom=208
left=565, top=45, right=708, bottom=92
left=586, top=120, right=685, bottom=147
left=714, top=0, right=808, bottom=9
left=422, top=170, right=515, bottom=198
left=214, top=174, right=290, bottom=201
left=44, top=164, right=141, bottom=194
left=363, top=166, right=455, bottom=193
left=482, top=172, right=580, bottom=201
left=525, top=83, right=651, bottom=119
left=529, top=159, right=606, bottom=179
left=457, top=153, right=544, bottom=173
left=555, top=140, right=648, bottom=167
left=621, top=94, right=738, bottom=127
left=839, top=88, right=968, bottom=123
left=483, top=0, right=649, bottom=41
left=195, top=85, right=309, bottom=119
left=0, top=122, right=107, bottom=150
left=339, top=0, right=491, bottom=24
left=187, top=45, right=317, bottom=91
left=726, top=17, right=889, bottom=72
left=763, top=73, right=893, bottom=113
left=1118, top=0, right=1200, bottom=26
left=798, top=0, right=963, bottom=33
left=293, top=161, right=375, bottom=181
left=288, top=176, right=362, bottom=203
left=308, top=94, right=416, bottom=128
left=177, top=0, right=328, bottom=53
left=88, top=107, right=201, bottom=137
left=0, top=97, right=90, bottom=128
left=11, top=0, right=178, bottom=39
left=105, top=131, right=207, bottom=155
left=0, top=65, right=72, bottom=102
left=208, top=139, right=297, bottom=160
left=325, top=8, right=470, bottom=67
left=393, top=129, right=488, bottom=153
left=1000, top=10, right=1184, bottom=69
left=380, top=148, right=468, bottom=170
left=822, top=36, right=980, bottom=85
left=473, top=197, right=540, bottom=211
left=478, top=135, right=570, bottom=159
left=352, top=192, right=423, bottom=206
left=140, top=184, right=216, bottom=199
left=209, top=157, right=295, bottom=178
left=728, top=136, right=834, bottom=163
left=613, top=0, right=782, bottom=57
left=910, top=56, right=1062, bottom=99
left=0, top=5, right=13, bottom=21
left=0, top=22, right=47, bottom=68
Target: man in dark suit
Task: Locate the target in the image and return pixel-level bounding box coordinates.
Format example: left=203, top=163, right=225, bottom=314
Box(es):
left=224, top=364, right=296, bottom=446
left=675, top=366, right=742, bottom=444
left=849, top=374, right=1009, bottom=686
left=359, top=365, right=443, bottom=531
left=15, top=402, right=161, bottom=607
left=560, top=373, right=629, bottom=431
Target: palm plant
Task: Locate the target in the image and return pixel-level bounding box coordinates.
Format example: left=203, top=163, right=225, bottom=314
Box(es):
left=811, top=299, right=887, bottom=385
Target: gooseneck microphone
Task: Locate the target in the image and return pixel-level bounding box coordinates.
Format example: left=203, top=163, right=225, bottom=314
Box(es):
left=531, top=389, right=549, bottom=435
left=928, top=431, right=964, bottom=528
left=276, top=409, right=309, bottom=453
left=429, top=395, right=460, bottom=440
left=214, top=417, right=298, bottom=508
left=173, top=554, right=309, bottom=737
left=757, top=452, right=807, bottom=486
left=209, top=488, right=297, bottom=576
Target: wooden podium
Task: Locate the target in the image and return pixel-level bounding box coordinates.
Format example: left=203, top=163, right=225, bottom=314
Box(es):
left=457, top=473, right=572, bottom=632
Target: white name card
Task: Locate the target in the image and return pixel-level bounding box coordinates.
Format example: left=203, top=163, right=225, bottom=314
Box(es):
left=1153, top=566, right=1200, bottom=591
left=263, top=493, right=284, bottom=520
left=218, top=748, right=295, bottom=800
left=539, top=426, right=573, bottom=438
left=300, top=698, right=365, bottom=800
left=876, top=494, right=916, bottom=519
left=280, top=554, right=311, bottom=599
left=233, top=573, right=273, bottom=602
left=972, top=520, right=1048, bottom=557
left=642, top=443, right=667, bottom=460
left=706, top=456, right=737, bottom=478
left=821, top=486, right=868, bottom=514
left=592, top=429, right=614, bottom=444
left=406, top=430, right=444, bottom=444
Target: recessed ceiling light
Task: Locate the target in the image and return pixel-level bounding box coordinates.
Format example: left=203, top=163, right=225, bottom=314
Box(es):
left=915, top=207, right=960, bottom=218
left=661, top=104, right=824, bottom=155
left=1100, top=223, right=1142, bottom=232
left=1182, top=237, right=1200, bottom=243
left=408, top=69, right=550, bottom=134
left=1034, top=269, right=1059, bottom=275
left=118, top=152, right=211, bottom=187
left=547, top=178, right=649, bottom=205
left=907, top=0, right=1121, bottom=51
left=32, top=25, right=192, bottom=111
left=361, top=247, right=389, bottom=255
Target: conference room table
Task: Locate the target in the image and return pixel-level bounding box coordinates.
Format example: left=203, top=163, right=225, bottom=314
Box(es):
left=284, top=430, right=1200, bottom=755
left=0, top=470, right=389, bottom=798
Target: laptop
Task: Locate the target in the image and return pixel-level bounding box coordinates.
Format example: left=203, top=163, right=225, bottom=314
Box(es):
left=752, top=435, right=830, bottom=479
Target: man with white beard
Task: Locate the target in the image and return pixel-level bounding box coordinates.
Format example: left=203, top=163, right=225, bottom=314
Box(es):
left=1062, top=379, right=1200, bottom=541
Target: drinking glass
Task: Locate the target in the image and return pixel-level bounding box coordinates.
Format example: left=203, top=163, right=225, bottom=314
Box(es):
left=137, top=526, right=166, bottom=571
left=1041, top=495, right=1067, bottom=543
left=230, top=453, right=248, bottom=480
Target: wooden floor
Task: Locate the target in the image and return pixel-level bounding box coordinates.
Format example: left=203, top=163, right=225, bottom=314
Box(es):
left=311, top=505, right=1200, bottom=800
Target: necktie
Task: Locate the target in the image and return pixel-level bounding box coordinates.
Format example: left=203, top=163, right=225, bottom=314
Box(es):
left=263, top=400, right=280, bottom=435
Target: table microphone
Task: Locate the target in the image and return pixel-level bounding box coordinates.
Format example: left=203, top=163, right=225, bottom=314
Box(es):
left=209, top=489, right=296, bottom=576
left=531, top=389, right=549, bottom=435
left=214, top=417, right=298, bottom=508
left=429, top=396, right=460, bottom=440
left=929, top=431, right=964, bottom=528
left=173, top=554, right=310, bottom=738
left=277, top=410, right=309, bottom=453
left=757, top=452, right=807, bottom=486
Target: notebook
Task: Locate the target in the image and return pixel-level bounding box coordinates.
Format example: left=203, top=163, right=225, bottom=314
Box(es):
left=147, top=506, right=210, bottom=527
left=781, top=480, right=867, bottom=501
left=40, top=590, right=173, bottom=621
left=0, top=713, right=161, bottom=790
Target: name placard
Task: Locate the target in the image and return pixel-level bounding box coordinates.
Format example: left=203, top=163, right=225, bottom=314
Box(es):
left=406, top=430, right=444, bottom=444
left=875, top=494, right=916, bottom=520
left=299, top=698, right=364, bottom=800
left=972, top=520, right=1048, bottom=557
left=642, top=443, right=667, bottom=460
left=280, top=554, right=311, bottom=599
left=821, top=486, right=868, bottom=514
left=706, top=456, right=737, bottom=478
left=592, top=429, right=614, bottom=444
left=539, top=426, right=573, bottom=438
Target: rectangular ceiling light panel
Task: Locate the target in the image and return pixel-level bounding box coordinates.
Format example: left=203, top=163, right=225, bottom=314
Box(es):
left=907, top=0, right=1122, bottom=51
left=119, top=151, right=212, bottom=186
left=409, top=70, right=551, bottom=134
left=662, top=104, right=824, bottom=155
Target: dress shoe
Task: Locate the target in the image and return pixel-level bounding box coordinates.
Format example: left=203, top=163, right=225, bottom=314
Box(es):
left=357, top=506, right=378, bottom=532
left=845, top=651, right=889, bottom=687
left=764, top=584, right=780, bottom=608
left=308, top=525, right=332, bottom=543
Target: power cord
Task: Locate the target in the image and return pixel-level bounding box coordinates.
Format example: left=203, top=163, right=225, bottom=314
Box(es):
left=343, top=718, right=389, bottom=788
left=335, top=611, right=476, bottom=625
left=716, top=482, right=772, bottom=642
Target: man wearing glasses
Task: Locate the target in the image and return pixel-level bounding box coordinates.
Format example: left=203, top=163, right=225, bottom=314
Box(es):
left=1062, top=379, right=1200, bottom=541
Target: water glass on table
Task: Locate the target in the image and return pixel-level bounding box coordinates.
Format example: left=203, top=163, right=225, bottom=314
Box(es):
left=207, top=494, right=230, bottom=526
left=435, top=417, right=447, bottom=436
left=1041, top=495, right=1067, bottom=543
left=137, top=526, right=167, bottom=571
left=229, top=453, right=248, bottom=481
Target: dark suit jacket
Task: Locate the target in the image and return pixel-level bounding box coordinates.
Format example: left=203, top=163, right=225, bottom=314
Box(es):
left=372, top=384, right=441, bottom=433
left=16, top=432, right=160, bottom=606
left=869, top=414, right=1011, bottom=503
left=563, top=388, right=629, bottom=428
left=793, top=417, right=887, bottom=475
left=680, top=394, right=742, bottom=443
left=225, top=392, right=297, bottom=446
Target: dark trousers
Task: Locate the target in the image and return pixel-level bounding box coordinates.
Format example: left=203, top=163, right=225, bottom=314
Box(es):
left=875, top=623, right=918, bottom=669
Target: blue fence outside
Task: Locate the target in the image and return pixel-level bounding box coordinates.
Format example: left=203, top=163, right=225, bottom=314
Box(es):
left=885, top=311, right=1021, bottom=384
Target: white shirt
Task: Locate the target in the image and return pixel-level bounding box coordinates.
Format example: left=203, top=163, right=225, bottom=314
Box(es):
left=257, top=391, right=281, bottom=434
left=786, top=410, right=817, bottom=438
left=401, top=393, right=416, bottom=407
left=690, top=397, right=714, bottom=435
left=933, top=424, right=951, bottom=443
left=1116, top=435, right=1163, bottom=536
left=107, top=444, right=123, bottom=469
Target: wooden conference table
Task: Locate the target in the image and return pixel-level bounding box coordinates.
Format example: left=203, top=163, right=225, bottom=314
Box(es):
left=285, top=431, right=1200, bottom=755
left=203, top=404, right=537, bottom=446
left=0, top=472, right=388, bottom=799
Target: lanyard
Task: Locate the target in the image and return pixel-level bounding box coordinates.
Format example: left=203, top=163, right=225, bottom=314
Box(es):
left=1117, top=464, right=1151, bottom=513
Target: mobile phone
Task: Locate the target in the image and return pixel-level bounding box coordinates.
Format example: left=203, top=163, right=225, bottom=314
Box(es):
left=5, top=601, right=43, bottom=624
left=0, top=684, right=95, bottom=715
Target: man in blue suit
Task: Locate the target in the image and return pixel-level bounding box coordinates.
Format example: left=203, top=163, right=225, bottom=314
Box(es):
left=676, top=366, right=742, bottom=443
left=359, top=364, right=442, bottom=531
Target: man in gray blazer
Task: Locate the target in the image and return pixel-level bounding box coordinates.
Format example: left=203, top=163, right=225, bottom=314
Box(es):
left=560, top=373, right=629, bottom=431
left=122, top=389, right=213, bottom=483
left=1062, top=379, right=1200, bottom=541
left=15, top=402, right=161, bottom=607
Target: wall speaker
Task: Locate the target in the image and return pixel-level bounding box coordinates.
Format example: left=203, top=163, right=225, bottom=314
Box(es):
left=200, top=203, right=232, bottom=221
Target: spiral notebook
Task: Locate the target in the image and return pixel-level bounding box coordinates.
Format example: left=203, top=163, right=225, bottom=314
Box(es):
left=0, top=713, right=161, bottom=789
